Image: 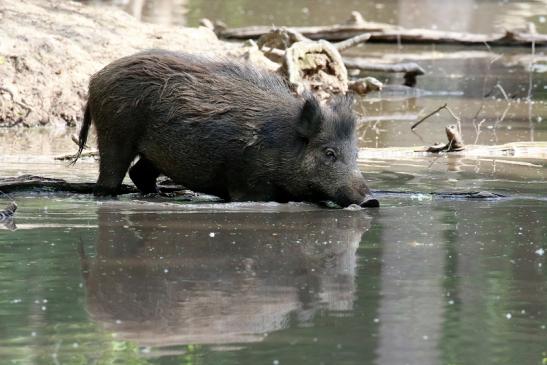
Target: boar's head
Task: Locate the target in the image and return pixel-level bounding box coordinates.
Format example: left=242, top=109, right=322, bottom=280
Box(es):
left=293, top=95, right=379, bottom=208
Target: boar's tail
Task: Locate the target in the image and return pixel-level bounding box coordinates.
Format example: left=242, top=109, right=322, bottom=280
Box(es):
left=70, top=102, right=92, bottom=165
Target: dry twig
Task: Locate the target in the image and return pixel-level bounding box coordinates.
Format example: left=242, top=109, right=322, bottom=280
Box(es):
left=411, top=103, right=448, bottom=130
left=334, top=33, right=371, bottom=51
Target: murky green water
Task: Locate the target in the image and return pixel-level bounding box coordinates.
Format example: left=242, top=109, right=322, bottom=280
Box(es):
left=1, top=195, right=546, bottom=364
left=2, top=1, right=547, bottom=364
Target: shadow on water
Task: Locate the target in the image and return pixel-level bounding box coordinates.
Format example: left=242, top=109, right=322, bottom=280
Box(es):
left=80, top=205, right=372, bottom=348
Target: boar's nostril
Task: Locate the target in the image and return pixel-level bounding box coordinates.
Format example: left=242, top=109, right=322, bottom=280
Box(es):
left=360, top=197, right=380, bottom=208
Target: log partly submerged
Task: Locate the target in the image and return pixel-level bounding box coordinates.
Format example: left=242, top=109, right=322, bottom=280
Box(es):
left=222, top=27, right=547, bottom=46
left=343, top=58, right=425, bottom=86
left=0, top=175, right=207, bottom=199
left=0, top=175, right=136, bottom=194
left=0, top=175, right=510, bottom=201
left=218, top=12, right=547, bottom=47
left=358, top=141, right=547, bottom=161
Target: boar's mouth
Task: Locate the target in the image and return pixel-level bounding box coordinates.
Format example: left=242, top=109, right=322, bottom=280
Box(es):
left=332, top=186, right=380, bottom=208
left=359, top=197, right=380, bottom=208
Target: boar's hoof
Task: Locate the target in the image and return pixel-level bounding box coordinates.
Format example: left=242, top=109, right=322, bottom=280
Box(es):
left=360, top=197, right=380, bottom=208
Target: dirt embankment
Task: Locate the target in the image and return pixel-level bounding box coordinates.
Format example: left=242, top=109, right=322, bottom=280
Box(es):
left=0, top=0, right=232, bottom=128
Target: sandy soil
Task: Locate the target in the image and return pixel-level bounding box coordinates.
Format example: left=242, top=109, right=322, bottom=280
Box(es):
left=0, top=0, right=233, bottom=128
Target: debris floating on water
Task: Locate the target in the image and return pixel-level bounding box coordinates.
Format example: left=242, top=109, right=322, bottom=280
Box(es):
left=0, top=201, right=17, bottom=219
left=0, top=199, right=17, bottom=231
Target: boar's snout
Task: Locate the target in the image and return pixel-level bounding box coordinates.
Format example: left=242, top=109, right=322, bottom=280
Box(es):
left=359, top=197, right=380, bottom=208
left=333, top=169, right=379, bottom=208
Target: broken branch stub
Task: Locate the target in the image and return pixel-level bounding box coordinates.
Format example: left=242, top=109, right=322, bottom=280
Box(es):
left=344, top=58, right=425, bottom=86
left=334, top=33, right=371, bottom=51
left=348, top=77, right=383, bottom=95
left=257, top=27, right=309, bottom=51
left=255, top=28, right=309, bottom=63
left=426, top=125, right=465, bottom=153
left=283, top=40, right=348, bottom=97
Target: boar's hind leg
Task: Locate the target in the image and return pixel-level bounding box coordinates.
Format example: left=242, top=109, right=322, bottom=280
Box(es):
left=94, top=143, right=136, bottom=197
left=129, top=156, right=161, bottom=194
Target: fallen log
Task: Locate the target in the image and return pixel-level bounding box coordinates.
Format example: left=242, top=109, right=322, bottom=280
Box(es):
left=0, top=175, right=510, bottom=203
left=375, top=190, right=506, bottom=200
left=358, top=141, right=547, bottom=160
left=218, top=12, right=547, bottom=47
left=0, top=175, right=207, bottom=199
left=366, top=29, right=547, bottom=46
left=0, top=175, right=137, bottom=194
left=344, top=59, right=425, bottom=74
left=219, top=23, right=389, bottom=42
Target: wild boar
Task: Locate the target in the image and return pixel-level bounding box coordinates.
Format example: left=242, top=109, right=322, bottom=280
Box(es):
left=74, top=50, right=378, bottom=207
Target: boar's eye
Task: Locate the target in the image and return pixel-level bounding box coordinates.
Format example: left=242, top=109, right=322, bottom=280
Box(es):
left=324, top=148, right=337, bottom=161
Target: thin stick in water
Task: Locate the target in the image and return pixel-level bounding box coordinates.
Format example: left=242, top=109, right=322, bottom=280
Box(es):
left=495, top=83, right=509, bottom=101
left=445, top=105, right=462, bottom=136
left=411, top=103, right=447, bottom=130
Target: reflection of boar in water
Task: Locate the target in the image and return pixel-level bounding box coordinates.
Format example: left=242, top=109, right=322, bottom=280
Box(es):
left=81, top=207, right=371, bottom=346
left=74, top=50, right=379, bottom=208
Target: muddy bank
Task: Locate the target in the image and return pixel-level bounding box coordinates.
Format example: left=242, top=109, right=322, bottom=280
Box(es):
left=0, top=0, right=233, bottom=127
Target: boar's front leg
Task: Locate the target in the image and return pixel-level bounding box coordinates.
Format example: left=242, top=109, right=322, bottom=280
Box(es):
left=129, top=156, right=161, bottom=194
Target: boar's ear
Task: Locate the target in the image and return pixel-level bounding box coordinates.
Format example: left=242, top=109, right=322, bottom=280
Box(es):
left=296, top=96, right=322, bottom=139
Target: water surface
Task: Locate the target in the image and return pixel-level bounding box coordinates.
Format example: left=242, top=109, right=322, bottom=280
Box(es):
left=1, top=1, right=546, bottom=364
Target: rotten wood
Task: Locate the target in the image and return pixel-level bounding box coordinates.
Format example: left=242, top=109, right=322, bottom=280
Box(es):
left=283, top=40, right=348, bottom=96
left=256, top=27, right=309, bottom=51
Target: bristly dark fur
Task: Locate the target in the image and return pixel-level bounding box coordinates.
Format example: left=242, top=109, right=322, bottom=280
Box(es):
left=74, top=49, right=375, bottom=207
left=326, top=94, right=356, bottom=140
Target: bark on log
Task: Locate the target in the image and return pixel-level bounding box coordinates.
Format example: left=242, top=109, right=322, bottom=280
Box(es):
left=0, top=175, right=137, bottom=194
left=343, top=59, right=425, bottom=86
left=219, top=23, right=389, bottom=42
left=344, top=59, right=425, bottom=75
left=0, top=175, right=507, bottom=202
left=0, top=175, right=210, bottom=199
left=219, top=23, right=547, bottom=47
left=334, top=33, right=371, bottom=51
